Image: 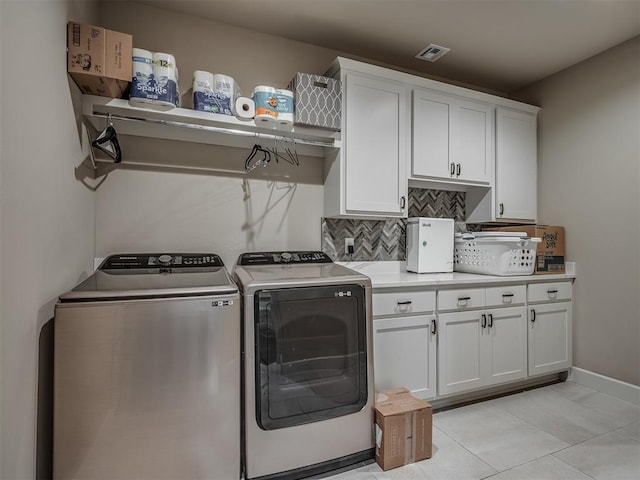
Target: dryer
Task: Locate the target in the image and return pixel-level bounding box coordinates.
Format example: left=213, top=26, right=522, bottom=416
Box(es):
left=234, top=251, right=375, bottom=480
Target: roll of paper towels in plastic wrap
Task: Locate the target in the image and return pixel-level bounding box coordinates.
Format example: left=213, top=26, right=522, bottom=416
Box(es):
left=274, top=88, right=294, bottom=127
left=253, top=86, right=278, bottom=123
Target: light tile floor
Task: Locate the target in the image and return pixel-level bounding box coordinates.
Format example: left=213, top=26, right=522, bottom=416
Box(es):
left=322, top=381, right=640, bottom=480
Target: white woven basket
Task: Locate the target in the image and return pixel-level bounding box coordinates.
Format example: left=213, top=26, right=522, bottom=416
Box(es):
left=454, top=232, right=541, bottom=276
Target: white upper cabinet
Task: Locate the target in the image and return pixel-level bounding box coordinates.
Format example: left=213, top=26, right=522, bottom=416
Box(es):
left=412, top=88, right=493, bottom=185
left=343, top=72, right=408, bottom=216
left=323, top=60, right=409, bottom=218
left=495, top=108, right=537, bottom=222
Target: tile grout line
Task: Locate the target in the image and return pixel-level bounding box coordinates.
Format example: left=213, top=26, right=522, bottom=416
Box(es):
left=430, top=425, right=498, bottom=478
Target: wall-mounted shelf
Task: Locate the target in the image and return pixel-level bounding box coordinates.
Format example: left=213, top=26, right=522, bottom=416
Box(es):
left=82, top=95, right=341, bottom=158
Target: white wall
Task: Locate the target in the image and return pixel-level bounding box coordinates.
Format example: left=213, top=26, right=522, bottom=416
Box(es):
left=515, top=37, right=640, bottom=386
left=95, top=2, right=340, bottom=266
left=0, top=1, right=98, bottom=478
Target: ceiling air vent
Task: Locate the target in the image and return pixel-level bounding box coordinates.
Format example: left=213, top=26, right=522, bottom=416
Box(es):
left=415, top=44, right=450, bottom=62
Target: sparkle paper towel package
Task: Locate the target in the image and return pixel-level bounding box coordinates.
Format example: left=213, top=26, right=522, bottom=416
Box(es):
left=192, top=72, right=236, bottom=115
left=130, top=50, right=180, bottom=108
left=287, top=73, right=341, bottom=131
left=67, top=22, right=132, bottom=98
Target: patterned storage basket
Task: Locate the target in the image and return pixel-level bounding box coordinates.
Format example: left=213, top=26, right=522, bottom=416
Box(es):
left=454, top=232, right=541, bottom=276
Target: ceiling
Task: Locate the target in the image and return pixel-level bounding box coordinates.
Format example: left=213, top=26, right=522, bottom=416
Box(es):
left=138, top=0, right=640, bottom=93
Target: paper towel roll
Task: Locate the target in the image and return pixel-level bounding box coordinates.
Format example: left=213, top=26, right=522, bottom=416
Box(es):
left=152, top=52, right=179, bottom=107
left=193, top=70, right=214, bottom=93
left=253, top=85, right=278, bottom=123
left=193, top=70, right=215, bottom=112
left=212, top=74, right=235, bottom=115
left=130, top=48, right=156, bottom=106
left=233, top=96, right=255, bottom=120
left=275, top=88, right=294, bottom=126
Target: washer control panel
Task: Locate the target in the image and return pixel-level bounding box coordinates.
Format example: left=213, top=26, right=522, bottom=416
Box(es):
left=238, top=251, right=333, bottom=266
left=102, top=253, right=224, bottom=270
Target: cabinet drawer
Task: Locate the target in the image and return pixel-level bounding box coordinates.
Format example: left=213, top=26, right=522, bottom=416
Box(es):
left=373, top=290, right=436, bottom=316
left=438, top=288, right=485, bottom=311
left=528, top=282, right=572, bottom=303
left=486, top=285, right=526, bottom=307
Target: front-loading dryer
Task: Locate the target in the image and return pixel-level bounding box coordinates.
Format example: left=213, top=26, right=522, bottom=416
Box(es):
left=234, top=251, right=375, bottom=480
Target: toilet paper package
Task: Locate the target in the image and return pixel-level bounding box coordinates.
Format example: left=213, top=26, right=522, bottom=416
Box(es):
left=130, top=50, right=180, bottom=108
left=193, top=72, right=236, bottom=115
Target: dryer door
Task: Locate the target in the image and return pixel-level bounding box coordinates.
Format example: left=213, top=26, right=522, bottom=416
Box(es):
left=254, top=284, right=368, bottom=430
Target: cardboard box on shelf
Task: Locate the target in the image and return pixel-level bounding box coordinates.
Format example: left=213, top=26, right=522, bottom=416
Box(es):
left=486, top=225, right=565, bottom=274
left=67, top=22, right=132, bottom=98
left=374, top=388, right=433, bottom=471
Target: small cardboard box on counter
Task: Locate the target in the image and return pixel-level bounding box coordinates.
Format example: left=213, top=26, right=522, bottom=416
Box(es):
left=287, top=73, right=342, bottom=131
left=486, top=225, right=565, bottom=274
left=374, top=388, right=432, bottom=471
left=67, top=22, right=132, bottom=98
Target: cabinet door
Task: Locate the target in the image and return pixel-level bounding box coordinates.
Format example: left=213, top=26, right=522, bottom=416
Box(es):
left=438, top=311, right=487, bottom=395
left=495, top=108, right=537, bottom=221
left=453, top=99, right=493, bottom=183
left=412, top=88, right=451, bottom=178
left=413, top=90, right=492, bottom=184
left=528, top=302, right=572, bottom=376
left=344, top=73, right=408, bottom=216
left=485, top=307, right=527, bottom=386
left=373, top=314, right=437, bottom=399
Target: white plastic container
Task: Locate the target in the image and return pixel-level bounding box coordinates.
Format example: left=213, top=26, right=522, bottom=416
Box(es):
left=454, top=232, right=541, bottom=276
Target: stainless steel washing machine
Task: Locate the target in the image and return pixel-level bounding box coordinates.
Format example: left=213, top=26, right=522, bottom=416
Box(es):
left=54, top=253, right=241, bottom=480
left=234, top=251, right=375, bottom=480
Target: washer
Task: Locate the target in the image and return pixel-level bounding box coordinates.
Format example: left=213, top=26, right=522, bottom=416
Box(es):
left=234, top=251, right=375, bottom=480
left=54, top=253, right=240, bottom=480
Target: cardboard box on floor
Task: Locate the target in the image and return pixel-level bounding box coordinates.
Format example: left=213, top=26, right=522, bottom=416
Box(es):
left=67, top=22, right=132, bottom=98
left=374, top=388, right=432, bottom=471
left=485, top=225, right=565, bottom=274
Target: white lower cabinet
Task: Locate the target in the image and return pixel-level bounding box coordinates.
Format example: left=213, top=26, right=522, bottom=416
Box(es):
left=371, top=280, right=572, bottom=402
left=373, top=314, right=437, bottom=399
left=438, top=306, right=527, bottom=396
left=528, top=282, right=573, bottom=376
left=372, top=289, right=436, bottom=399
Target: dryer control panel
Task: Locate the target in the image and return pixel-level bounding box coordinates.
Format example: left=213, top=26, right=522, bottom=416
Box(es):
left=238, top=251, right=333, bottom=266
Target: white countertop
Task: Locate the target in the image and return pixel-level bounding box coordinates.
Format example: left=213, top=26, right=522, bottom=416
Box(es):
left=338, top=261, right=576, bottom=289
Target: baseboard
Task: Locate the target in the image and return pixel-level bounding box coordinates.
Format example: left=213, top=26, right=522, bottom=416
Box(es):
left=569, top=367, right=640, bottom=406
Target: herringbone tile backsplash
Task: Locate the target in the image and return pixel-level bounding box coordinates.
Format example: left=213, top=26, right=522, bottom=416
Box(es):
left=322, top=188, right=465, bottom=261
